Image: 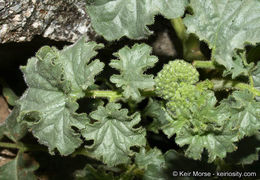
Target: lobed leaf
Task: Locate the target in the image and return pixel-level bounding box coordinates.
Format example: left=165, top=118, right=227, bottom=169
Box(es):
left=219, top=90, right=260, bottom=139
left=162, top=91, right=238, bottom=162
left=135, top=147, right=165, bottom=170
left=184, top=0, right=260, bottom=72
left=81, top=103, right=146, bottom=167
left=16, top=37, right=104, bottom=155
left=110, top=44, right=158, bottom=101
left=222, top=52, right=254, bottom=79
left=175, top=126, right=238, bottom=162
left=86, top=0, right=188, bottom=40
left=143, top=99, right=169, bottom=134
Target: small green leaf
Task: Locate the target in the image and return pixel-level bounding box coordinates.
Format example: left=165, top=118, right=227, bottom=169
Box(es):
left=110, top=44, right=158, bottom=101
left=0, top=152, right=39, bottom=180
left=135, top=147, right=165, bottom=170
left=2, top=87, right=18, bottom=106
left=143, top=99, right=169, bottom=134
left=223, top=52, right=254, bottom=79
left=81, top=103, right=146, bottom=167
left=87, top=0, right=188, bottom=40
left=184, top=0, right=260, bottom=71
left=16, top=37, right=104, bottom=155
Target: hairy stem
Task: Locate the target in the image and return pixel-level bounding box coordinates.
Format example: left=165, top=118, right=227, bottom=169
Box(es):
left=171, top=18, right=205, bottom=60
left=85, top=90, right=156, bottom=102
left=0, top=142, right=47, bottom=152
left=170, top=18, right=187, bottom=42
left=85, top=90, right=122, bottom=102
left=193, top=60, right=217, bottom=69
left=211, top=79, right=260, bottom=97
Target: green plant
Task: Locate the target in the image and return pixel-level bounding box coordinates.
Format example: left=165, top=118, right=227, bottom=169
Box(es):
left=0, top=0, right=260, bottom=179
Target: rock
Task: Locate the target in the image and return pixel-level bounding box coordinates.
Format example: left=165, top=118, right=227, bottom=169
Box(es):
left=0, top=0, right=96, bottom=43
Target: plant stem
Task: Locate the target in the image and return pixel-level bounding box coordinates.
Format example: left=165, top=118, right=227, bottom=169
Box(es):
left=85, top=90, right=156, bottom=102
left=193, top=60, right=217, bottom=69
left=85, top=90, right=122, bottom=102
left=171, top=18, right=205, bottom=60
left=171, top=18, right=187, bottom=42
left=211, top=79, right=260, bottom=97
left=0, top=142, right=47, bottom=152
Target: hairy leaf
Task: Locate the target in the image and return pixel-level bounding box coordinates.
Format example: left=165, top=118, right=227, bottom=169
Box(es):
left=223, top=52, right=254, bottom=79
left=81, top=103, right=146, bottom=166
left=110, top=44, right=158, bottom=101
left=0, top=152, right=39, bottom=180
left=87, top=0, right=188, bottom=40
left=162, top=91, right=238, bottom=162
left=219, top=90, right=260, bottom=139
left=135, top=147, right=165, bottom=170
left=143, top=99, right=169, bottom=134
left=17, top=37, right=104, bottom=155
left=175, top=125, right=237, bottom=162
left=184, top=0, right=260, bottom=71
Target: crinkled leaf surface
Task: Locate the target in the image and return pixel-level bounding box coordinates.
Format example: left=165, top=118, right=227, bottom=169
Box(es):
left=176, top=126, right=237, bottom=162
left=87, top=0, right=188, bottom=40
left=81, top=103, right=146, bottom=167
left=143, top=99, right=169, bottom=134
left=0, top=152, right=39, bottom=180
left=162, top=91, right=238, bottom=162
left=135, top=147, right=165, bottom=170
left=109, top=44, right=158, bottom=101
left=219, top=90, right=260, bottom=139
left=184, top=0, right=260, bottom=71
left=110, top=44, right=158, bottom=101
left=17, top=38, right=104, bottom=155
left=223, top=52, right=254, bottom=79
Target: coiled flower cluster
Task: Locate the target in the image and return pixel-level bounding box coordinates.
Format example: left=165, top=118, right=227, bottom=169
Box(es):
left=155, top=60, right=199, bottom=100
left=155, top=60, right=201, bottom=115
left=155, top=60, right=219, bottom=135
